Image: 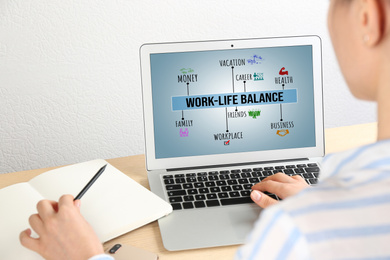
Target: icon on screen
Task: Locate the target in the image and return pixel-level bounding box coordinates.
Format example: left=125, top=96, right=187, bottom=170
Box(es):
left=279, top=67, right=289, bottom=75
left=248, top=109, right=261, bottom=119
left=247, top=55, right=264, bottom=65
left=180, top=68, right=194, bottom=74
left=180, top=128, right=189, bottom=137
left=254, top=72, right=264, bottom=81
left=276, top=129, right=290, bottom=137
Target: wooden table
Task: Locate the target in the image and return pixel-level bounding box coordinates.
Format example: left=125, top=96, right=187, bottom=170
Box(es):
left=0, top=123, right=378, bottom=259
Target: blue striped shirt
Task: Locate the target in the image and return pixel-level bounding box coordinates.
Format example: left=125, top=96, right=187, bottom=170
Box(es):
left=236, top=139, right=390, bottom=260
left=88, top=254, right=113, bottom=260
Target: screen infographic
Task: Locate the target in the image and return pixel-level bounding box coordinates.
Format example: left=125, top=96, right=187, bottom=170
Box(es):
left=150, top=45, right=316, bottom=159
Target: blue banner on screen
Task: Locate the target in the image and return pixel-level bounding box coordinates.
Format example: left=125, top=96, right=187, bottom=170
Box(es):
left=172, top=89, right=298, bottom=111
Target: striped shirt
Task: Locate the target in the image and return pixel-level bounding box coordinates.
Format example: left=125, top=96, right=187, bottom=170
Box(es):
left=89, top=254, right=113, bottom=260
left=235, top=139, right=390, bottom=260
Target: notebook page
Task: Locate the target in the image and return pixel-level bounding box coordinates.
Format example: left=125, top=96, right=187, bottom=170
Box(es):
left=0, top=183, right=44, bottom=260
left=29, top=159, right=172, bottom=242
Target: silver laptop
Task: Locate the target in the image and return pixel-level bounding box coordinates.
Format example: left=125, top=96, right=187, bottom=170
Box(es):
left=140, top=36, right=324, bottom=251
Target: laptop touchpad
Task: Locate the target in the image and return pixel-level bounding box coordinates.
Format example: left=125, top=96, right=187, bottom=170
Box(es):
left=158, top=205, right=261, bottom=251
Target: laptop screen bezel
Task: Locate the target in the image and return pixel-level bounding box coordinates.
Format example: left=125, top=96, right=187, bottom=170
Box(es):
left=140, top=36, right=324, bottom=171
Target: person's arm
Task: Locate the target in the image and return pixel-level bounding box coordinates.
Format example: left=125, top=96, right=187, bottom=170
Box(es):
left=235, top=206, right=311, bottom=260
left=19, top=194, right=108, bottom=260
left=251, top=173, right=309, bottom=208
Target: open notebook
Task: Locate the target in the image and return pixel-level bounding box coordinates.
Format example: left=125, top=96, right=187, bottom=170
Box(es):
left=0, top=159, right=172, bottom=260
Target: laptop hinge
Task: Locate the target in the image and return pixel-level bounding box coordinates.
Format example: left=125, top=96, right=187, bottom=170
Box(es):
left=166, top=158, right=310, bottom=172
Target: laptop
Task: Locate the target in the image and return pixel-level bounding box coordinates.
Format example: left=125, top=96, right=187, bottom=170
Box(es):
left=140, top=36, right=324, bottom=251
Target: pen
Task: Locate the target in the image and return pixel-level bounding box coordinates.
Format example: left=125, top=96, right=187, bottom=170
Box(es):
left=74, top=164, right=107, bottom=200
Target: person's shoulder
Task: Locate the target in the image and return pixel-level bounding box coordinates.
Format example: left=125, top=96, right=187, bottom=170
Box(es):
left=321, top=139, right=390, bottom=179
left=278, top=168, right=390, bottom=229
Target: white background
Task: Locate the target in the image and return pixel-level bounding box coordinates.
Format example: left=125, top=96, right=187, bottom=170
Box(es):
left=0, top=0, right=376, bottom=174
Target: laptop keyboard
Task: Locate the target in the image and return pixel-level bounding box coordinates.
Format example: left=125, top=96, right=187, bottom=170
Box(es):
left=164, top=163, right=320, bottom=210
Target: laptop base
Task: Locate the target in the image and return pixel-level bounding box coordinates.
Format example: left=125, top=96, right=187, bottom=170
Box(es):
left=158, top=203, right=261, bottom=251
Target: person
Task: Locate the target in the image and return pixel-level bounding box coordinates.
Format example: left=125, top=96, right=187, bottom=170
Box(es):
left=20, top=0, right=390, bottom=259
left=236, top=0, right=390, bottom=258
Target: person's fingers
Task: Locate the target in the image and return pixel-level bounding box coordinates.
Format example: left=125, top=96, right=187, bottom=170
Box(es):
left=262, top=172, right=295, bottom=183
left=28, top=214, right=44, bottom=235
left=73, top=199, right=81, bottom=210
left=19, top=228, right=40, bottom=252
left=36, top=200, right=57, bottom=219
left=252, top=180, right=286, bottom=195
left=250, top=190, right=278, bottom=208
left=291, top=175, right=306, bottom=182
left=58, top=194, right=75, bottom=209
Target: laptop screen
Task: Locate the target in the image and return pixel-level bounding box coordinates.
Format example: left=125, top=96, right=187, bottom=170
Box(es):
left=149, top=45, right=316, bottom=159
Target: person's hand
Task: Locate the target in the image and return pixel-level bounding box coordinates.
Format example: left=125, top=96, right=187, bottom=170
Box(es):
left=250, top=173, right=309, bottom=208
left=19, top=194, right=104, bottom=260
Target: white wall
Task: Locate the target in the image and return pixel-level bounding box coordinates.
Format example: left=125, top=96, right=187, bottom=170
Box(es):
left=0, top=0, right=376, bottom=174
